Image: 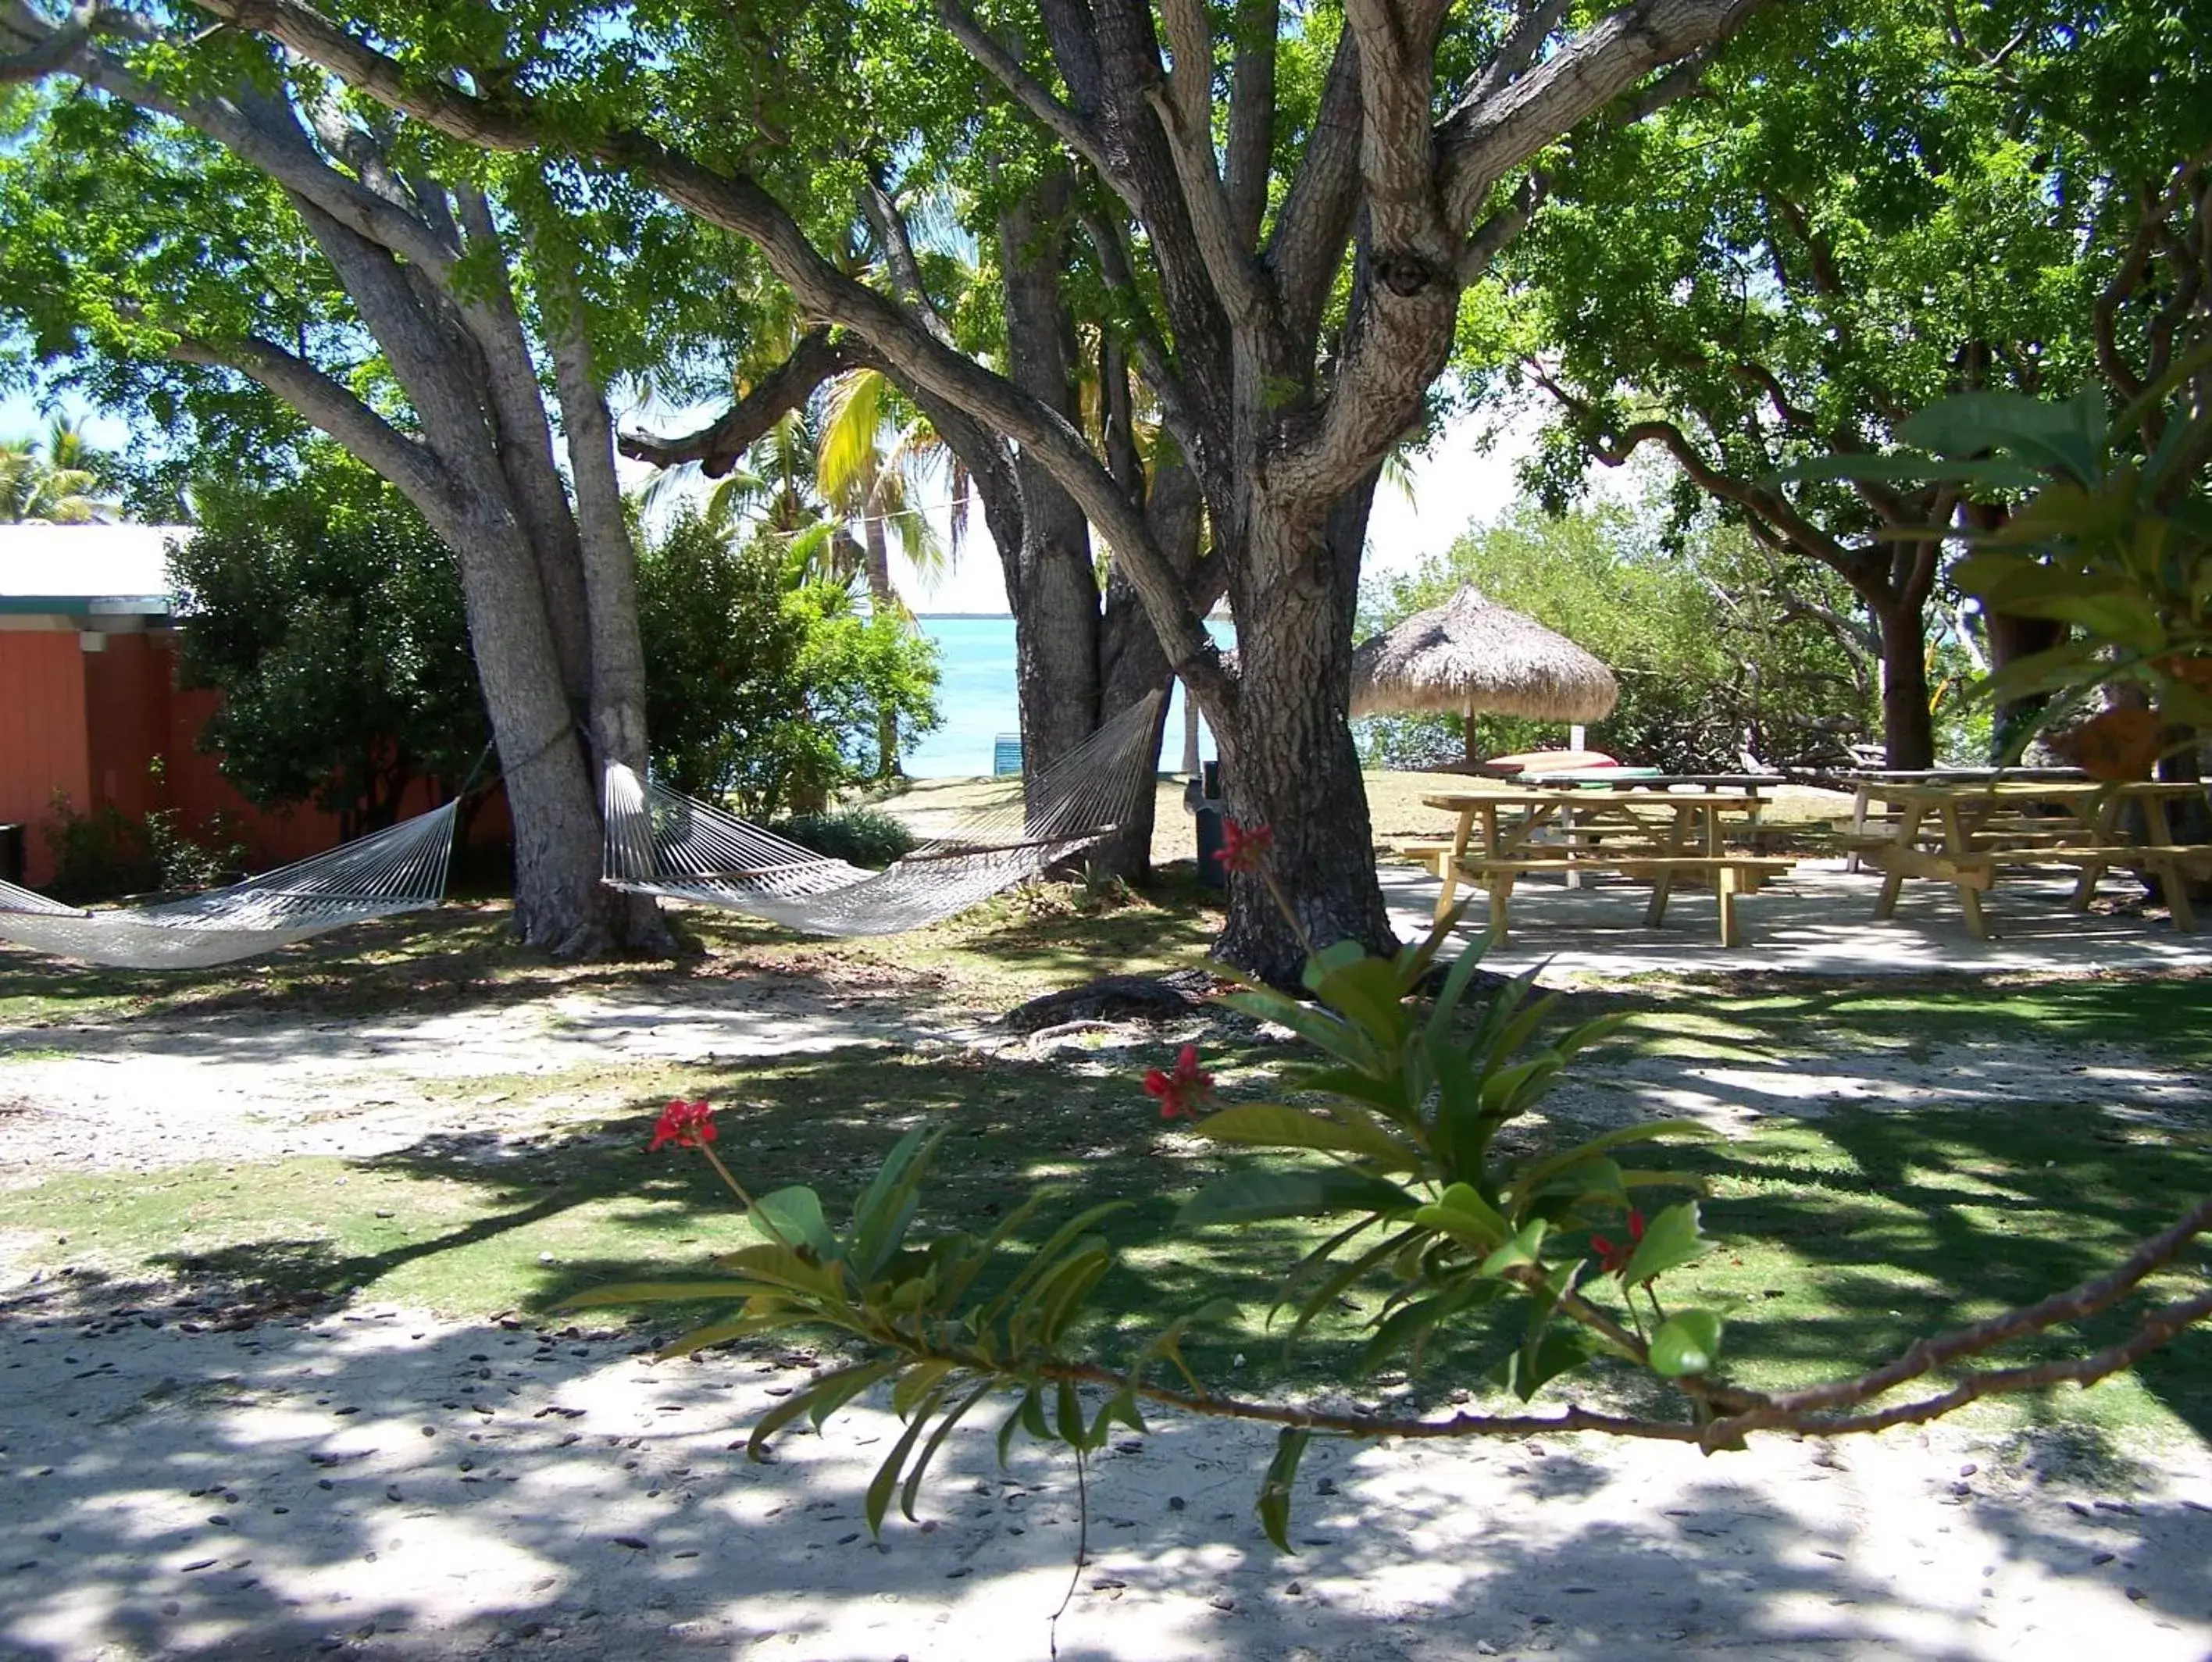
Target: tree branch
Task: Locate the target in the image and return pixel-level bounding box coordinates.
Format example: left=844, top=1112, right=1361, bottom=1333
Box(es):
left=204, top=0, right=1232, bottom=700
left=162, top=319, right=449, bottom=508
left=1147, top=0, right=1275, bottom=327
left=861, top=169, right=956, bottom=347
left=1438, top=0, right=1761, bottom=235
left=1266, top=28, right=1363, bottom=353
left=620, top=328, right=861, bottom=474
left=931, top=0, right=1133, bottom=212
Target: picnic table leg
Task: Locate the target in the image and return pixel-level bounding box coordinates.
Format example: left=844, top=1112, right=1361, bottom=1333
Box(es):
left=2064, top=796, right=2114, bottom=911
left=1432, top=806, right=1476, bottom=926
left=1561, top=804, right=1580, bottom=889
left=1717, top=863, right=1742, bottom=947
left=2142, top=796, right=2197, bottom=933
left=1486, top=870, right=1515, bottom=943
left=1643, top=803, right=1695, bottom=927
left=1941, top=803, right=1992, bottom=939
left=1847, top=786, right=1871, bottom=874
left=1873, top=803, right=1924, bottom=920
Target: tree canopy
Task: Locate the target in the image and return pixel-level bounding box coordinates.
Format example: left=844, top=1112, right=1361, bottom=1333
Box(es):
left=1495, top=0, right=2212, bottom=765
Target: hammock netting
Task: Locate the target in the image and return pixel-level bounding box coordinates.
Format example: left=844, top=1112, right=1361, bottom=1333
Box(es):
left=0, top=799, right=459, bottom=971
left=603, top=693, right=1165, bottom=936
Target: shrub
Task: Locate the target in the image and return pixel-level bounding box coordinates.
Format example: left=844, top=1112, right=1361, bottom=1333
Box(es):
left=766, top=808, right=918, bottom=869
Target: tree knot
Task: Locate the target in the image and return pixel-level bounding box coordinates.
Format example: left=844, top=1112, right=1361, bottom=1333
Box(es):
left=1372, top=251, right=1438, bottom=298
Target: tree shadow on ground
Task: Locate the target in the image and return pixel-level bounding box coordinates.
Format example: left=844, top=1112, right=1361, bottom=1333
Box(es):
left=5, top=1288, right=2208, bottom=1661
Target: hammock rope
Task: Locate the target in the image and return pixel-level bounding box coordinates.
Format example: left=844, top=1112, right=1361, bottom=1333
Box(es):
left=0, top=798, right=460, bottom=971
left=603, top=692, right=1166, bottom=936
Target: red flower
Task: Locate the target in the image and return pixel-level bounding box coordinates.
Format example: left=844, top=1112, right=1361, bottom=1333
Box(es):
left=1215, top=819, right=1274, bottom=874
left=650, top=1099, right=718, bottom=1152
left=1591, top=1209, right=1645, bottom=1278
left=1143, top=1044, right=1215, bottom=1120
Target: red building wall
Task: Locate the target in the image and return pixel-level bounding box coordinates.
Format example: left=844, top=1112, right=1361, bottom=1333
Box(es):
left=2, top=625, right=504, bottom=889
left=0, top=630, right=95, bottom=887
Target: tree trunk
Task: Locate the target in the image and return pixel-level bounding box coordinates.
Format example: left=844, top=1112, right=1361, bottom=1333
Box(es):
left=1875, top=599, right=1936, bottom=769
left=1212, top=485, right=1395, bottom=983
left=546, top=282, right=671, bottom=954
left=862, top=512, right=903, bottom=780
left=1093, top=569, right=1173, bottom=878
left=997, top=185, right=1106, bottom=782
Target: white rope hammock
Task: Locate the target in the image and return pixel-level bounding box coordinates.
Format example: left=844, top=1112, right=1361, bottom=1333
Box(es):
left=603, top=692, right=1165, bottom=936
left=0, top=799, right=460, bottom=971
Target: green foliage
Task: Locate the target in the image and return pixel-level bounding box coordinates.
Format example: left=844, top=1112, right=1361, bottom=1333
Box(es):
left=40, top=794, right=159, bottom=902
left=168, top=448, right=489, bottom=835
left=765, top=808, right=919, bottom=869
left=1782, top=380, right=2212, bottom=765
left=587, top=908, right=1729, bottom=1549
left=634, top=509, right=942, bottom=815
left=1360, top=498, right=1878, bottom=770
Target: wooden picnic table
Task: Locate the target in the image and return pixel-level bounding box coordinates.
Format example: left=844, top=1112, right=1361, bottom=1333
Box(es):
left=1836, top=766, right=2087, bottom=870
left=1851, top=778, right=2212, bottom=936
left=1418, top=786, right=1791, bottom=945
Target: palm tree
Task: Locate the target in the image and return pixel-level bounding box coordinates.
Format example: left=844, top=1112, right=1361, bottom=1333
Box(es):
left=0, top=416, right=120, bottom=522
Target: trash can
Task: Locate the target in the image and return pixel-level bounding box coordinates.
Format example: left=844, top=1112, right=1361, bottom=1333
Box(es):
left=1191, top=760, right=1226, bottom=889
left=0, top=823, right=23, bottom=887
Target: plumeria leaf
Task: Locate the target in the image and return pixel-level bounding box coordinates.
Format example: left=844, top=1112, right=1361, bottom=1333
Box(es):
left=1648, top=1310, right=1725, bottom=1378
left=1493, top=1325, right=1604, bottom=1401
left=1258, top=1428, right=1311, bottom=1552
left=1193, top=1102, right=1418, bottom=1166
left=1479, top=1218, right=1549, bottom=1277
left=900, top=1378, right=996, bottom=1522
left=751, top=1186, right=839, bottom=1257
left=1622, top=1202, right=1707, bottom=1286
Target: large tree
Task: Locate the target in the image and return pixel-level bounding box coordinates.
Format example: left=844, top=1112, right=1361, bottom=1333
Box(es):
left=1501, top=0, right=2212, bottom=768
left=168, top=0, right=1764, bottom=981
left=0, top=13, right=715, bottom=953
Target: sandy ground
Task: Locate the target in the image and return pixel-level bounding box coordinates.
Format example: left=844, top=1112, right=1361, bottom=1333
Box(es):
left=4, top=1288, right=2210, bottom=1662
left=5, top=880, right=2212, bottom=1659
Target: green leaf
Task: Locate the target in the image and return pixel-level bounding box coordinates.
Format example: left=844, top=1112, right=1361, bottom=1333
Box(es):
left=1257, top=1428, right=1311, bottom=1552
left=892, top=1358, right=959, bottom=1420
left=750, top=1186, right=838, bottom=1257
left=1897, top=391, right=2100, bottom=482
left=1215, top=990, right=1382, bottom=1070
left=866, top=1382, right=949, bottom=1536
left=1306, top=952, right=1411, bottom=1045
left=1192, top=1102, right=1416, bottom=1166
left=996, top=1390, right=1036, bottom=1467
left=1509, top=1120, right=1718, bottom=1207
left=552, top=1279, right=780, bottom=1310
left=1648, top=1309, right=1725, bottom=1378
left=848, top=1125, right=944, bottom=1278
left=1179, top=1168, right=1422, bottom=1226
left=1054, top=1376, right=1088, bottom=1447
left=747, top=1360, right=897, bottom=1461
left=984, top=1201, right=1133, bottom=1318
left=653, top=1312, right=790, bottom=1360
left=1621, top=1201, right=1707, bottom=1286
left=1422, top=935, right=1493, bottom=1036
left=1479, top=1218, right=1548, bottom=1277
left=900, top=1378, right=997, bottom=1522
left=1492, top=1325, right=1604, bottom=1401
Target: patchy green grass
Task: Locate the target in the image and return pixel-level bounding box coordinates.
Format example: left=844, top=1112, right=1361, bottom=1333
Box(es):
left=1597, top=972, right=2212, bottom=1069
left=9, top=1001, right=2207, bottom=1444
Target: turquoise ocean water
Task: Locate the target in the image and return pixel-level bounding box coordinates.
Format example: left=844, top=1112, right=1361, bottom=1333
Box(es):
left=904, top=615, right=1230, bottom=778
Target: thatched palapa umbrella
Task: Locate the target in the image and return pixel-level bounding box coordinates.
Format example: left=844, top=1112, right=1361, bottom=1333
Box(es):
left=1350, top=585, right=1618, bottom=764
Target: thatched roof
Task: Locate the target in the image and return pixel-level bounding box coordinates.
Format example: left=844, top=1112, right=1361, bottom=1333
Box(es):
left=1350, top=585, right=1618, bottom=722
